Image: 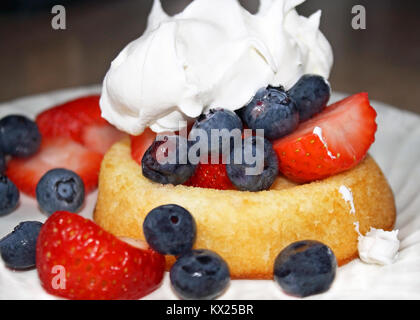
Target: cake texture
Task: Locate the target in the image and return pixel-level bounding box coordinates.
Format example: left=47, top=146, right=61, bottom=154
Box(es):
left=94, top=138, right=396, bottom=279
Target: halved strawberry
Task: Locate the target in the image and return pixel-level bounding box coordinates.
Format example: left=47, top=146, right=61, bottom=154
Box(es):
left=273, top=93, right=377, bottom=183
left=36, top=211, right=165, bottom=300
left=184, top=156, right=235, bottom=190
left=6, top=137, right=103, bottom=196
left=130, top=128, right=157, bottom=165
left=36, top=95, right=125, bottom=155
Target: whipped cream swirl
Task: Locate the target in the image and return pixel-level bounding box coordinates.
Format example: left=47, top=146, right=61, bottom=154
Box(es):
left=100, top=0, right=334, bottom=135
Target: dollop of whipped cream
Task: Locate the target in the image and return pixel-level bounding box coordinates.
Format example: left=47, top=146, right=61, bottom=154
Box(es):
left=100, top=0, right=333, bottom=135
left=354, top=223, right=400, bottom=266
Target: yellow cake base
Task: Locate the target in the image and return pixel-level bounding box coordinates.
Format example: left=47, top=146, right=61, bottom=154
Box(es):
left=94, top=139, right=396, bottom=279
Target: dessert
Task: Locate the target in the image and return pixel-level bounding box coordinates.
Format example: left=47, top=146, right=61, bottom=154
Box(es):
left=94, top=0, right=396, bottom=279
left=0, top=0, right=402, bottom=300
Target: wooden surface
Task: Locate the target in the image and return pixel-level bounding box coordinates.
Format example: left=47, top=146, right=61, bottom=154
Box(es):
left=0, top=0, right=419, bottom=114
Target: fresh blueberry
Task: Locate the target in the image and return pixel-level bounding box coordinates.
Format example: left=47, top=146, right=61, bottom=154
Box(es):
left=0, top=150, right=6, bottom=174
left=288, top=74, right=331, bottom=122
left=170, top=249, right=230, bottom=300
left=241, top=86, right=299, bottom=140
left=0, top=175, right=19, bottom=216
left=0, top=115, right=41, bottom=157
left=0, top=221, right=43, bottom=270
left=189, top=108, right=243, bottom=157
left=143, top=204, right=196, bottom=255
left=226, top=136, right=278, bottom=192
left=274, top=240, right=337, bottom=297
left=142, top=135, right=196, bottom=185
left=36, top=168, right=85, bottom=215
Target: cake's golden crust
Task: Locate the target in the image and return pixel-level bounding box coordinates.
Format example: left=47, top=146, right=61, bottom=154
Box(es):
left=94, top=139, right=396, bottom=279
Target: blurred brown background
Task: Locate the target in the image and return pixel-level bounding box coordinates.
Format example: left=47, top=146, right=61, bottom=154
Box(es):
left=0, top=0, right=419, bottom=114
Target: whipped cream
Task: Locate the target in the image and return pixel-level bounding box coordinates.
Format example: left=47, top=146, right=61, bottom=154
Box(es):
left=354, top=223, right=400, bottom=266
left=339, top=185, right=356, bottom=214
left=100, top=0, right=333, bottom=135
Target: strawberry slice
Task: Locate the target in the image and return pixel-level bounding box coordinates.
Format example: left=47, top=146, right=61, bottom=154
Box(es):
left=36, top=95, right=125, bottom=155
left=184, top=156, right=235, bottom=190
left=82, top=124, right=126, bottom=155
left=130, top=128, right=157, bottom=165
left=36, top=211, right=165, bottom=300
left=6, top=137, right=103, bottom=196
left=273, top=93, right=377, bottom=183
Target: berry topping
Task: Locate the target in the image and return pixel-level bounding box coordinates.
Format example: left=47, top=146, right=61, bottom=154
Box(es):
left=274, top=240, right=337, bottom=297
left=241, top=86, right=299, bottom=140
left=189, top=108, right=243, bottom=157
left=36, top=211, right=165, bottom=300
left=184, top=156, right=235, bottom=190
left=226, top=136, right=278, bottom=192
left=6, top=137, right=103, bottom=197
left=36, top=95, right=125, bottom=155
left=36, top=168, right=85, bottom=216
left=142, top=135, right=196, bottom=185
left=0, top=115, right=41, bottom=157
left=273, top=93, right=377, bottom=183
left=143, top=204, right=196, bottom=256
left=0, top=175, right=19, bottom=216
left=0, top=221, right=43, bottom=270
left=288, top=74, right=331, bottom=122
left=170, top=249, right=230, bottom=300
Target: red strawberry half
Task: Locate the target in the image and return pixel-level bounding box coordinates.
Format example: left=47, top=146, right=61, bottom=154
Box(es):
left=36, top=95, right=126, bottom=155
left=36, top=211, right=165, bottom=300
left=130, top=128, right=157, bottom=165
left=273, top=93, right=377, bottom=183
left=6, top=137, right=103, bottom=196
left=184, top=156, right=235, bottom=190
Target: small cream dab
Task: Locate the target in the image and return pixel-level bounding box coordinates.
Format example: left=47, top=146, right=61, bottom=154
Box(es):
left=313, top=126, right=336, bottom=159
left=355, top=225, right=400, bottom=266
left=339, top=185, right=356, bottom=214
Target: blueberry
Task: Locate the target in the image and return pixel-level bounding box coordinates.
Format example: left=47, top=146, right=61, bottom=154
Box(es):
left=274, top=240, right=337, bottom=297
left=0, top=150, right=6, bottom=174
left=36, top=168, right=85, bottom=215
left=0, top=221, right=43, bottom=270
left=142, top=135, right=196, bottom=185
left=241, top=86, right=299, bottom=140
left=189, top=108, right=243, bottom=157
left=143, top=204, right=196, bottom=255
left=170, top=249, right=230, bottom=300
left=226, top=136, right=278, bottom=192
left=0, top=175, right=19, bottom=216
left=0, top=115, right=41, bottom=157
left=288, top=74, right=331, bottom=122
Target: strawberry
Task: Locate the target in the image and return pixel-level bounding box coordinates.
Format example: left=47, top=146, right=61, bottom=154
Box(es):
left=6, top=137, right=103, bottom=196
left=36, top=95, right=125, bottom=155
left=184, top=156, right=235, bottom=190
left=273, top=93, right=377, bottom=183
left=36, top=211, right=165, bottom=300
left=130, top=128, right=157, bottom=165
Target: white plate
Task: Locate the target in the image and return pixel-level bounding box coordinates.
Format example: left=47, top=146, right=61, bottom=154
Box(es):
left=1, top=87, right=420, bottom=300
